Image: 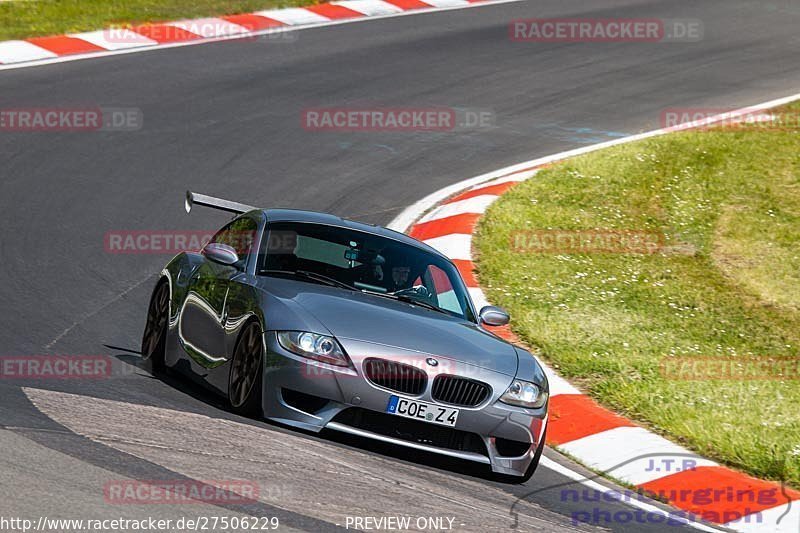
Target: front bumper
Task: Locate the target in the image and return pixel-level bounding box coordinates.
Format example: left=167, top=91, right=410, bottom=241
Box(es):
left=261, top=333, right=548, bottom=477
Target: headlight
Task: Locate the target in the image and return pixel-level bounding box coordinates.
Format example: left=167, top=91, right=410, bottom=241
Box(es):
left=276, top=331, right=351, bottom=367
left=499, top=379, right=548, bottom=409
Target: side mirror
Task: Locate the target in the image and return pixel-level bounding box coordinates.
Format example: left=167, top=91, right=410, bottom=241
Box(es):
left=203, top=243, right=239, bottom=266
left=479, top=305, right=510, bottom=327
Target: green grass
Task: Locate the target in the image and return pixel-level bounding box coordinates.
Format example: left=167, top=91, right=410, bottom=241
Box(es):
left=475, top=103, right=800, bottom=487
left=0, top=0, right=317, bottom=41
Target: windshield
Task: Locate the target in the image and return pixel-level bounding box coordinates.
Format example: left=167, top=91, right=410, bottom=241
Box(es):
left=258, top=222, right=475, bottom=321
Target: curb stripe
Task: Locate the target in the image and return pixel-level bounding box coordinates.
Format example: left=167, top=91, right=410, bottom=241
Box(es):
left=422, top=233, right=472, bottom=261
left=133, top=24, right=203, bottom=43
left=335, top=0, right=405, bottom=15
left=220, top=14, right=285, bottom=31
left=253, top=8, right=330, bottom=25
left=165, top=18, right=249, bottom=38
left=383, top=0, right=432, bottom=8
left=409, top=213, right=480, bottom=241
left=0, top=40, right=57, bottom=63
left=448, top=181, right=518, bottom=203
left=547, top=394, right=634, bottom=445
left=419, top=194, right=497, bottom=223
left=640, top=466, right=800, bottom=521
left=26, top=35, right=105, bottom=55
left=69, top=29, right=157, bottom=50
left=306, top=4, right=366, bottom=19
left=558, top=427, right=718, bottom=486
left=423, top=0, right=471, bottom=6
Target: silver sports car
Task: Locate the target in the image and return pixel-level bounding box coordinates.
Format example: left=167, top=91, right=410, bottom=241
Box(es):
left=141, top=191, right=549, bottom=480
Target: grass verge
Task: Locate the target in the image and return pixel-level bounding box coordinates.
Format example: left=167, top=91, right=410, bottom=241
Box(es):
left=475, top=102, right=800, bottom=487
left=0, top=0, right=316, bottom=41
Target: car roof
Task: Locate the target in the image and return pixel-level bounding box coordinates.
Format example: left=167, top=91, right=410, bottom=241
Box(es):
left=255, top=208, right=448, bottom=260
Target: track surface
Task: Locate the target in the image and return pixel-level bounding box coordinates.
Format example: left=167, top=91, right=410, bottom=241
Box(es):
left=1, top=0, right=799, bottom=531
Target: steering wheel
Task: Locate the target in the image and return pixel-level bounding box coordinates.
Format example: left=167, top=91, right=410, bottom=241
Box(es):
left=394, top=285, right=432, bottom=301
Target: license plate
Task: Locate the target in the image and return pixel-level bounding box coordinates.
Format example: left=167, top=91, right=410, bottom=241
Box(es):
left=385, top=395, right=459, bottom=427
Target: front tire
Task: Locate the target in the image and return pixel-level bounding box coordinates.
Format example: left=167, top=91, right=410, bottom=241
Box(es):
left=142, top=280, right=169, bottom=372
left=228, top=322, right=264, bottom=417
left=522, top=427, right=547, bottom=481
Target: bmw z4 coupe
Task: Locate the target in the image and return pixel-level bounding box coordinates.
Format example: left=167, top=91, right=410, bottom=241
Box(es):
left=141, top=191, right=549, bottom=481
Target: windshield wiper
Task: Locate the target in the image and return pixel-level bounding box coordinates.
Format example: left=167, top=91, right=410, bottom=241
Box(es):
left=364, top=291, right=450, bottom=315
left=260, top=269, right=358, bottom=291
left=297, top=270, right=359, bottom=291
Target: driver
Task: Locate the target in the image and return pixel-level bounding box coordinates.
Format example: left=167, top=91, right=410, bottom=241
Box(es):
left=391, top=266, right=411, bottom=291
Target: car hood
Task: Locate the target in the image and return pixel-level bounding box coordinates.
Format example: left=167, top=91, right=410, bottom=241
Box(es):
left=257, top=278, right=519, bottom=376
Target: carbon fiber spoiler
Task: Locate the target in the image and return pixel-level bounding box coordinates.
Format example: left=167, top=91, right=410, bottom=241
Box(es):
left=184, top=190, right=256, bottom=215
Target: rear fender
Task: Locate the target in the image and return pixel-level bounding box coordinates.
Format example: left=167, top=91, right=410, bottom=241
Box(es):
left=158, top=252, right=205, bottom=371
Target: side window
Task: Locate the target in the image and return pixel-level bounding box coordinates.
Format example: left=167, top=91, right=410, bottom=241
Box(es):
left=208, top=217, right=258, bottom=260
left=423, top=264, right=460, bottom=315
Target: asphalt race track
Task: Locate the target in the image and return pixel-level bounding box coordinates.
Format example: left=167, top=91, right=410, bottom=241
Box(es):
left=1, top=0, right=799, bottom=531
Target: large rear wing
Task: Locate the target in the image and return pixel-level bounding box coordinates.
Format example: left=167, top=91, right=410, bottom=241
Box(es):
left=184, top=190, right=256, bottom=215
